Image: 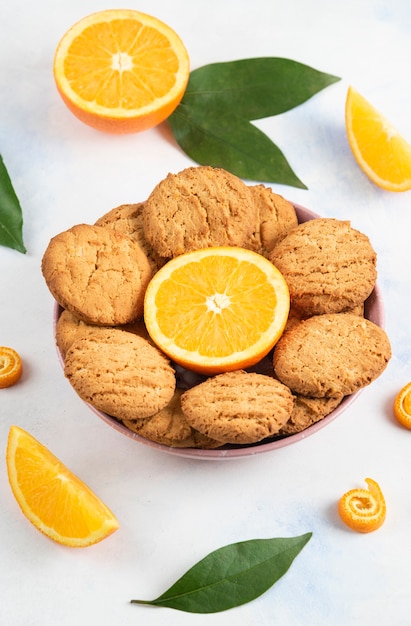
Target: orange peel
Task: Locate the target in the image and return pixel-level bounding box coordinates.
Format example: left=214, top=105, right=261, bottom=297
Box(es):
left=0, top=346, right=23, bottom=388
left=338, top=477, right=386, bottom=533
left=393, top=382, right=411, bottom=429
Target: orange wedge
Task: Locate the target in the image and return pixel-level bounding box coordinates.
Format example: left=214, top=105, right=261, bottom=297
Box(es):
left=393, top=382, right=411, bottom=429
left=345, top=86, right=411, bottom=191
left=53, top=9, right=190, bottom=133
left=0, top=346, right=23, bottom=389
left=7, top=426, right=119, bottom=547
left=338, top=478, right=386, bottom=533
left=144, top=246, right=290, bottom=375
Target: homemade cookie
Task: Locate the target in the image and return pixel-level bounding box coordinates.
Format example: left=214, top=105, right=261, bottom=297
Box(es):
left=64, top=329, right=176, bottom=420
left=42, top=223, right=152, bottom=325
left=181, top=370, right=294, bottom=444
left=95, top=202, right=166, bottom=273
left=122, top=389, right=223, bottom=449
left=56, top=309, right=151, bottom=358
left=280, top=394, right=344, bottom=435
left=248, top=185, right=298, bottom=256
left=269, top=218, right=377, bottom=315
left=273, top=313, right=391, bottom=398
left=142, top=165, right=258, bottom=257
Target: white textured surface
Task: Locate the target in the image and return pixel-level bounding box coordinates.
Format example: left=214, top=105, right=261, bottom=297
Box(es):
left=1, top=1, right=411, bottom=624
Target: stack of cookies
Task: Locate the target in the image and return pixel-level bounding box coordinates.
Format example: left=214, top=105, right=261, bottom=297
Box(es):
left=42, top=165, right=391, bottom=449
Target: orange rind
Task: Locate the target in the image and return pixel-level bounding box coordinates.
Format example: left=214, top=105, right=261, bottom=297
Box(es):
left=6, top=426, right=119, bottom=547
left=393, top=382, right=411, bottom=429
left=0, top=346, right=23, bottom=389
left=338, top=477, right=386, bottom=533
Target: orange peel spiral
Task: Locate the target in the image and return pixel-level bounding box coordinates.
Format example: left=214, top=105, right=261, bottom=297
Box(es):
left=0, top=347, right=23, bottom=389
left=338, top=478, right=386, bottom=533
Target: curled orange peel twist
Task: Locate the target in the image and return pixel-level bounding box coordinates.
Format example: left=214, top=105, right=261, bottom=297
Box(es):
left=338, top=478, right=386, bottom=533
left=0, top=347, right=23, bottom=389
left=394, top=382, right=411, bottom=430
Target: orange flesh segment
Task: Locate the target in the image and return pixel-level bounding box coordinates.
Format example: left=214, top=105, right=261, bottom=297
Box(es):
left=7, top=426, right=119, bottom=547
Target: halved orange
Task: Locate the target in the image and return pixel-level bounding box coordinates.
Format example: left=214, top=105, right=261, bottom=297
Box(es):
left=0, top=346, right=23, bottom=389
left=7, top=426, right=119, bottom=547
left=338, top=477, right=386, bottom=533
left=345, top=86, right=411, bottom=191
left=393, top=381, right=411, bottom=429
left=144, top=246, right=290, bottom=375
left=53, top=9, right=190, bottom=133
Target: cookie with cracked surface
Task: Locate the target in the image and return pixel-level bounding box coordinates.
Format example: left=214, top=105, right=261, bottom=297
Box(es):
left=269, top=218, right=377, bottom=316
left=95, top=202, right=166, bottom=273
left=280, top=394, right=344, bottom=435
left=142, top=165, right=258, bottom=258
left=273, top=313, right=391, bottom=398
left=42, top=223, right=152, bottom=325
left=64, top=329, right=176, bottom=420
left=56, top=309, right=151, bottom=358
left=248, top=185, right=298, bottom=256
left=181, top=370, right=294, bottom=444
left=122, top=389, right=223, bottom=449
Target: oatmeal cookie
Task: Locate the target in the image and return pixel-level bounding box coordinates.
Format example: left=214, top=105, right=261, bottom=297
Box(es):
left=273, top=313, right=391, bottom=398
left=64, top=329, right=176, bottom=420
left=181, top=370, right=294, bottom=444
left=248, top=185, right=298, bottom=256
left=142, top=165, right=258, bottom=257
left=95, top=202, right=166, bottom=273
left=42, top=223, right=152, bottom=325
left=269, top=218, right=377, bottom=316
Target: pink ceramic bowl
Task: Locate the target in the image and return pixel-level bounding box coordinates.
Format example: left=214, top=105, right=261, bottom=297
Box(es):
left=54, top=204, right=385, bottom=460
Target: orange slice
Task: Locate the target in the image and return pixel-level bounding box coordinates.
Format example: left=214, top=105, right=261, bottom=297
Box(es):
left=338, top=478, right=386, bottom=533
left=0, top=346, right=23, bottom=389
left=393, top=381, right=411, bottom=429
left=7, top=426, right=119, bottom=547
left=53, top=9, right=190, bottom=133
left=345, top=86, right=411, bottom=191
left=144, top=246, right=290, bottom=375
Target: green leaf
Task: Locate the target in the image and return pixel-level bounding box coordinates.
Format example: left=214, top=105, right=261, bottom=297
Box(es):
left=131, top=532, right=312, bottom=613
left=169, top=105, right=307, bottom=188
left=168, top=57, right=340, bottom=188
left=0, top=154, right=26, bottom=253
left=178, top=57, right=340, bottom=120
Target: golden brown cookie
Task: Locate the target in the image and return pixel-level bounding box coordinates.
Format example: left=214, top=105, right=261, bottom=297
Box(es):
left=95, top=202, right=166, bottom=273
left=280, top=394, right=344, bottom=435
left=142, top=166, right=258, bottom=258
left=248, top=185, right=298, bottom=256
left=269, top=218, right=377, bottom=316
left=181, top=370, right=294, bottom=444
left=56, top=309, right=151, bottom=358
left=273, top=313, right=391, bottom=398
left=42, top=223, right=152, bottom=325
left=64, top=329, right=176, bottom=420
left=122, top=389, right=223, bottom=448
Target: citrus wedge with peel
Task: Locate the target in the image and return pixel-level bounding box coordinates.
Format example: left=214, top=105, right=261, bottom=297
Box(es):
left=345, top=86, right=411, bottom=191
left=0, top=347, right=22, bottom=388
left=144, top=246, right=290, bottom=375
left=53, top=9, right=190, bottom=133
left=338, top=477, right=386, bottom=533
left=6, top=426, right=119, bottom=547
left=393, top=381, right=411, bottom=429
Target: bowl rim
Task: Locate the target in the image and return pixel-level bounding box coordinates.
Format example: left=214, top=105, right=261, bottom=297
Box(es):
left=53, top=202, right=385, bottom=460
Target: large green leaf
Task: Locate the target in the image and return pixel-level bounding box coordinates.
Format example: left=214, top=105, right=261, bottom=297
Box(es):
left=0, top=154, right=26, bottom=253
left=179, top=58, right=340, bottom=120
left=168, top=57, right=340, bottom=188
left=169, top=104, right=306, bottom=187
left=131, top=532, right=312, bottom=613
